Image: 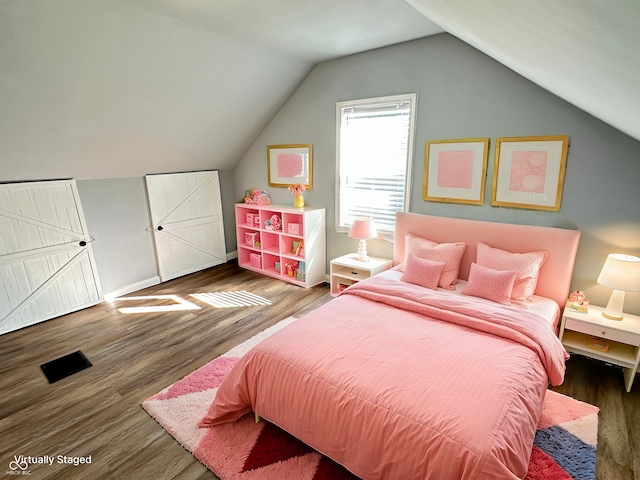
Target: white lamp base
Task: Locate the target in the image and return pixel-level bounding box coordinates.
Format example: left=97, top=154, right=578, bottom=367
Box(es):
left=356, top=239, right=369, bottom=262
left=602, top=289, right=625, bottom=320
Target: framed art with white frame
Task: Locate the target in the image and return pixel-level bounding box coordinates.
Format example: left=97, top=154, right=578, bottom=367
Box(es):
left=423, top=138, right=489, bottom=205
left=491, top=135, right=569, bottom=212
left=267, top=144, right=313, bottom=189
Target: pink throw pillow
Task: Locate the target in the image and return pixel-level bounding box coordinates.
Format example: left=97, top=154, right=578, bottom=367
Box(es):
left=476, top=242, right=548, bottom=302
left=462, top=263, right=517, bottom=306
left=401, top=254, right=446, bottom=290
left=403, top=233, right=465, bottom=290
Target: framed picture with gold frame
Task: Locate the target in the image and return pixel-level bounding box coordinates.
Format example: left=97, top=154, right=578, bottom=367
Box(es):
left=267, top=144, right=312, bottom=189
left=423, top=138, right=489, bottom=205
left=491, top=136, right=568, bottom=211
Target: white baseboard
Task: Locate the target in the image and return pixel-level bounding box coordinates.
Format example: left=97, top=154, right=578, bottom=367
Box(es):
left=227, top=250, right=238, bottom=260
left=104, top=276, right=161, bottom=302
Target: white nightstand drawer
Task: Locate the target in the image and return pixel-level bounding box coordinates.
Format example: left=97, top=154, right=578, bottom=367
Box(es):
left=565, top=318, right=640, bottom=346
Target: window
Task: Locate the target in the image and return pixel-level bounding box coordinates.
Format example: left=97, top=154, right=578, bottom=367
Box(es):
left=336, top=94, right=416, bottom=234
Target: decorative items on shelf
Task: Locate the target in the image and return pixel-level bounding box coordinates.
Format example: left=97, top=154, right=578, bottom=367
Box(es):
left=284, top=261, right=299, bottom=277
left=265, top=214, right=282, bottom=231
left=289, top=184, right=306, bottom=208
left=244, top=188, right=271, bottom=205
left=292, top=239, right=304, bottom=256
left=568, top=290, right=590, bottom=313
left=235, top=203, right=326, bottom=288
left=245, top=232, right=260, bottom=247
left=287, top=222, right=301, bottom=235
left=296, top=261, right=306, bottom=281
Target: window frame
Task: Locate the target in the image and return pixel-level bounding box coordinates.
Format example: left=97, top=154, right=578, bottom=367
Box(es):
left=335, top=93, right=417, bottom=236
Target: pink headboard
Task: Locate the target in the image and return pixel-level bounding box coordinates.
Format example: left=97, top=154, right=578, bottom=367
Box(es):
left=395, top=213, right=581, bottom=309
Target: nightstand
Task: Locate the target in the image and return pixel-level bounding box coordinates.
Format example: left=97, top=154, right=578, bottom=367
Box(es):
left=330, top=254, right=393, bottom=297
left=559, top=305, right=640, bottom=392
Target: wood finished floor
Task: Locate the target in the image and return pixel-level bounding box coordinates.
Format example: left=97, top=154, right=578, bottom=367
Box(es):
left=0, top=261, right=637, bottom=480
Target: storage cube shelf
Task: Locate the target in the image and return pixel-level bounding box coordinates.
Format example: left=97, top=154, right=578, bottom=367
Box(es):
left=235, top=203, right=326, bottom=287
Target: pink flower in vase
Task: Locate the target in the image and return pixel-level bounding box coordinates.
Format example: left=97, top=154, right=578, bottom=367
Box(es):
left=288, top=184, right=306, bottom=197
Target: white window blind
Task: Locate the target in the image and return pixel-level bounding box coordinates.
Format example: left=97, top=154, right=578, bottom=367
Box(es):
left=336, top=94, right=416, bottom=234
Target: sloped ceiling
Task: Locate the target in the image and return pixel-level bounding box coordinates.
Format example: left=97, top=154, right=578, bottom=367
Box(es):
left=2, top=0, right=638, bottom=182
left=0, top=0, right=442, bottom=181
left=117, top=0, right=444, bottom=62
left=405, top=0, right=640, bottom=143
left=122, top=0, right=640, bottom=143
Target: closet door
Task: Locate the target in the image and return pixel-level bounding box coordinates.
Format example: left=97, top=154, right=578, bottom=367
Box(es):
left=0, top=180, right=103, bottom=335
left=145, top=171, right=226, bottom=282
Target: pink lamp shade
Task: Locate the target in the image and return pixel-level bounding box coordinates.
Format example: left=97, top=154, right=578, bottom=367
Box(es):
left=348, top=219, right=377, bottom=262
left=348, top=219, right=377, bottom=240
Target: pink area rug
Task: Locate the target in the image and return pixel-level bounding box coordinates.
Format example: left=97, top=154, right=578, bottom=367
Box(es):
left=143, top=317, right=598, bottom=480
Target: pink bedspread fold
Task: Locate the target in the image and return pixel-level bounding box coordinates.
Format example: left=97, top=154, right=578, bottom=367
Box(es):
left=200, top=276, right=568, bottom=480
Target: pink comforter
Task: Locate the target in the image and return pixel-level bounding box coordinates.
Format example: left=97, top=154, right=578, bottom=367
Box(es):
left=200, top=276, right=568, bottom=479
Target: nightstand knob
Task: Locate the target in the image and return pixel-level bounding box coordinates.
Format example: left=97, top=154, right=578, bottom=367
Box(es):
left=602, top=331, right=606, bottom=335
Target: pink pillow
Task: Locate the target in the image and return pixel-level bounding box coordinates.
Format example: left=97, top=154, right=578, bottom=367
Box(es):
left=476, top=242, right=548, bottom=302
left=403, top=233, right=465, bottom=290
left=462, top=263, right=517, bottom=306
left=401, top=254, right=446, bottom=290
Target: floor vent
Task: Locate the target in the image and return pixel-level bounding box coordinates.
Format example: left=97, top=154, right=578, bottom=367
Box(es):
left=40, top=350, right=92, bottom=383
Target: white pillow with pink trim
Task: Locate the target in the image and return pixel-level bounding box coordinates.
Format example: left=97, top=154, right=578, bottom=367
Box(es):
left=400, top=254, right=446, bottom=290
left=476, top=242, right=548, bottom=302
left=401, top=233, right=466, bottom=290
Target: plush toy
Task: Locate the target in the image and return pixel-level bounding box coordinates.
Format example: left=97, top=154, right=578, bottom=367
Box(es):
left=569, top=290, right=590, bottom=306
left=269, top=214, right=282, bottom=231
left=243, top=188, right=271, bottom=205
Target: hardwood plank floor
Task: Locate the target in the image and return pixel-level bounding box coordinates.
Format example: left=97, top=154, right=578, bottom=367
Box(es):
left=0, top=261, right=637, bottom=479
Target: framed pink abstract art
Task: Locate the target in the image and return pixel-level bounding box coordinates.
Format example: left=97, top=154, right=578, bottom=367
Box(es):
left=267, top=144, right=313, bottom=189
left=491, top=136, right=568, bottom=212
left=423, top=138, right=489, bottom=205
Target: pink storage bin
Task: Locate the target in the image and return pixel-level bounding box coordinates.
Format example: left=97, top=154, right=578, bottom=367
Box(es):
left=246, top=212, right=254, bottom=225
left=245, top=232, right=259, bottom=247
left=249, top=253, right=261, bottom=268
left=288, top=223, right=301, bottom=235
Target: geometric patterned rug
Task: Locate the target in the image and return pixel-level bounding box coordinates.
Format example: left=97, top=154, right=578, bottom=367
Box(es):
left=142, top=317, right=599, bottom=480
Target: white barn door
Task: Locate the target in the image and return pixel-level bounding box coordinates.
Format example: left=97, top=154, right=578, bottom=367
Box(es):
left=0, top=180, right=103, bottom=336
left=145, top=171, right=226, bottom=282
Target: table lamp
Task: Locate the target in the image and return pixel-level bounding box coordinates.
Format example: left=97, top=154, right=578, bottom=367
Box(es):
left=597, top=253, right=640, bottom=320
left=349, top=218, right=377, bottom=262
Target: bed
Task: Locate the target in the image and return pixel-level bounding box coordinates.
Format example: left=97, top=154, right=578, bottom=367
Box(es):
left=200, top=213, right=581, bottom=479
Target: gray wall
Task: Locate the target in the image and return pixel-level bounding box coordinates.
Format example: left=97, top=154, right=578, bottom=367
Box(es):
left=76, top=177, right=158, bottom=295
left=233, top=33, right=640, bottom=314
left=76, top=171, right=237, bottom=295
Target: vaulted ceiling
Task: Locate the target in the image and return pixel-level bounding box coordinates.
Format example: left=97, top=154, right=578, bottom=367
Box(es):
left=1, top=0, right=638, bottom=182
left=122, top=0, right=640, bottom=143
